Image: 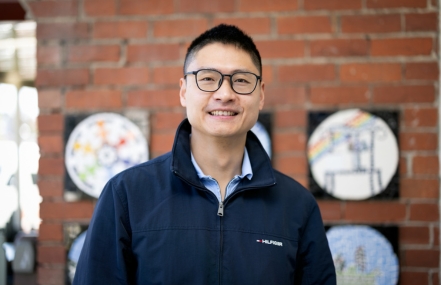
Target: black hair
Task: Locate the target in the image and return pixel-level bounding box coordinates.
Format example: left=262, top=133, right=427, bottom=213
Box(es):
left=183, top=24, right=262, bottom=76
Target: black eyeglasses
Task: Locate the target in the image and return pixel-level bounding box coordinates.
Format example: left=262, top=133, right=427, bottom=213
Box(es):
left=184, top=69, right=262, bottom=95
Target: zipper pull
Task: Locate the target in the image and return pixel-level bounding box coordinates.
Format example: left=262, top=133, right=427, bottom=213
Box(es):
left=217, top=202, right=224, bottom=216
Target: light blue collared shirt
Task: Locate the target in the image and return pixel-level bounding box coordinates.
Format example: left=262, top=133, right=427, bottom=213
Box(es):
left=191, top=148, right=253, bottom=202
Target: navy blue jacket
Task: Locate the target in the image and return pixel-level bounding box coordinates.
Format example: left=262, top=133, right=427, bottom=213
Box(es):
left=73, top=119, right=336, bottom=285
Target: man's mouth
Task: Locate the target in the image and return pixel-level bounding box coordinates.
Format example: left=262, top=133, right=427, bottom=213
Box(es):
left=209, top=110, right=238, bottom=116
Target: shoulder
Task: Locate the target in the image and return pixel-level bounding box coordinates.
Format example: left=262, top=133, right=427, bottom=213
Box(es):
left=110, top=152, right=172, bottom=183
left=271, top=169, right=318, bottom=210
left=273, top=169, right=312, bottom=196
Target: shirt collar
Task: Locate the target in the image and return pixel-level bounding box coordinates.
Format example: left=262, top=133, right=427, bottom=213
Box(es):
left=191, top=147, right=253, bottom=181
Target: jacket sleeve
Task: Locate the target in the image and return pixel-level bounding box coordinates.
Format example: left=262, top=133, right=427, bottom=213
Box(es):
left=73, top=179, right=136, bottom=285
left=294, top=200, right=336, bottom=285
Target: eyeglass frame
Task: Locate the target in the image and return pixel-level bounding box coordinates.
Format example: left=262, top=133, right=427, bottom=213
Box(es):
left=184, top=69, right=262, bottom=95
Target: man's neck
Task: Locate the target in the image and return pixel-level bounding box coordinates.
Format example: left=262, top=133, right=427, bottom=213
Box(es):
left=190, top=130, right=246, bottom=200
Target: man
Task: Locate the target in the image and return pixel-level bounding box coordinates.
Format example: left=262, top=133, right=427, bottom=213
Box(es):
left=74, top=24, right=336, bottom=284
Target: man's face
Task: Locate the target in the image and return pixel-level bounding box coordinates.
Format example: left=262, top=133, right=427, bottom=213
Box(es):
left=179, top=43, right=265, bottom=140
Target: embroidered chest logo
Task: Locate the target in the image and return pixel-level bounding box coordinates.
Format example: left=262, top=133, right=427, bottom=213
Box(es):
left=256, top=239, right=283, bottom=247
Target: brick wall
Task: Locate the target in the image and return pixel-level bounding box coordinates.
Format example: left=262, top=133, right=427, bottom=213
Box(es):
left=21, top=0, right=439, bottom=284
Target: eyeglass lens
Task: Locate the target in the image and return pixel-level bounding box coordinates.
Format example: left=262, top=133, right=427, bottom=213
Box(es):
left=196, top=70, right=257, bottom=94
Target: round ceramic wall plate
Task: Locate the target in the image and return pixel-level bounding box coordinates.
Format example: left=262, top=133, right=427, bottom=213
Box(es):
left=65, top=113, right=148, bottom=198
left=307, top=109, right=398, bottom=200
left=68, top=230, right=87, bottom=283
left=251, top=121, right=271, bottom=158
left=327, top=225, right=399, bottom=285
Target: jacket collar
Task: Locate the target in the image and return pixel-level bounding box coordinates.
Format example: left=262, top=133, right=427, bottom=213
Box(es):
left=170, top=119, right=276, bottom=190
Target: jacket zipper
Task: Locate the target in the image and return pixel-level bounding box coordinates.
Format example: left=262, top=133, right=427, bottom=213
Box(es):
left=172, top=170, right=276, bottom=285
left=217, top=201, right=224, bottom=216
left=219, top=204, right=223, bottom=285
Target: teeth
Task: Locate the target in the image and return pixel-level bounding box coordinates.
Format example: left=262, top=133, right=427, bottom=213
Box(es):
left=210, top=111, right=236, bottom=116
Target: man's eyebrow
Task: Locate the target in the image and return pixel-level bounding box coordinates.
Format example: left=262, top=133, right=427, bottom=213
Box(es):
left=196, top=66, right=256, bottom=73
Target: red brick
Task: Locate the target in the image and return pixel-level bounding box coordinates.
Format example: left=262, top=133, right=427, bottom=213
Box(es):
left=68, top=45, right=120, bottom=62
left=28, top=1, right=77, bottom=18
left=278, top=16, right=332, bottom=34
left=433, top=272, right=439, bottom=285
left=84, top=0, right=116, bottom=16
left=401, top=249, right=439, bottom=267
left=367, top=0, right=427, bottom=8
left=262, top=65, right=273, bottom=84
left=273, top=154, right=307, bottom=176
left=38, top=223, right=63, bottom=241
left=38, top=135, right=63, bottom=154
left=413, top=155, right=439, bottom=175
left=256, top=40, right=304, bottom=59
left=399, top=157, right=407, bottom=174
left=264, top=86, right=306, bottom=106
left=344, top=202, right=406, bottom=222
left=341, top=15, right=401, bottom=33
left=38, top=245, right=66, bottom=264
left=37, top=267, right=65, bottom=285
left=65, top=90, right=122, bottom=110
left=154, top=19, right=208, bottom=38
left=179, top=0, right=234, bottom=13
left=340, top=63, right=401, bottom=82
left=39, top=157, right=64, bottom=176
left=400, top=271, right=429, bottom=285
left=38, top=114, right=64, bottom=133
left=127, top=89, right=181, bottom=108
left=310, top=86, right=369, bottom=105
left=93, top=21, right=148, bottom=39
left=274, top=109, right=306, bottom=128
left=94, top=67, right=149, bottom=85
left=405, top=62, right=439, bottom=80
left=37, top=178, right=64, bottom=198
left=410, top=203, right=439, bottom=221
left=279, top=64, right=335, bottom=82
left=238, top=0, right=298, bottom=12
left=153, top=66, right=182, bottom=85
left=371, top=38, right=433, bottom=56
left=373, top=85, right=435, bottom=104
left=127, top=43, right=180, bottom=63
left=36, top=69, right=89, bottom=87
left=151, top=133, right=175, bottom=154
left=40, top=201, right=94, bottom=220
left=37, top=23, right=89, bottom=40
left=152, top=112, right=185, bottom=132
left=400, top=132, right=438, bottom=151
left=119, top=0, right=173, bottom=15
left=317, top=201, right=342, bottom=221
left=37, top=46, right=61, bottom=66
left=401, top=178, right=439, bottom=199
left=38, top=90, right=62, bottom=109
left=304, top=0, right=362, bottom=10
left=273, top=131, right=306, bottom=152
left=404, top=107, right=438, bottom=127
left=434, top=227, right=439, bottom=246
left=405, top=13, right=438, bottom=31
left=310, top=39, right=368, bottom=57
left=213, top=17, right=271, bottom=35
left=400, top=226, right=430, bottom=245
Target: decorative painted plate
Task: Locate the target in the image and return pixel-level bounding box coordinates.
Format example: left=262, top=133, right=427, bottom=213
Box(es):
left=327, top=225, right=399, bottom=285
left=307, top=109, right=399, bottom=200
left=251, top=121, right=271, bottom=158
left=65, top=113, right=148, bottom=198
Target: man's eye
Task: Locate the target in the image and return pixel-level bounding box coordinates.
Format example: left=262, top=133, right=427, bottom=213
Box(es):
left=234, top=78, right=250, bottom=84
left=199, top=77, right=215, bottom=81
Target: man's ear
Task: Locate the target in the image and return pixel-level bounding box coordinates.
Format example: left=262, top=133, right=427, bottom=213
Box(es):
left=179, top=78, right=187, bottom=107
left=258, top=81, right=265, bottom=110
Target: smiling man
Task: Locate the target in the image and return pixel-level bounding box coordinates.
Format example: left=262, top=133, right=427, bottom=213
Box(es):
left=74, top=24, right=336, bottom=285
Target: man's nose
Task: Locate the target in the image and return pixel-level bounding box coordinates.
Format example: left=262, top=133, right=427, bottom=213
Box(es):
left=213, top=76, right=235, bottom=101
